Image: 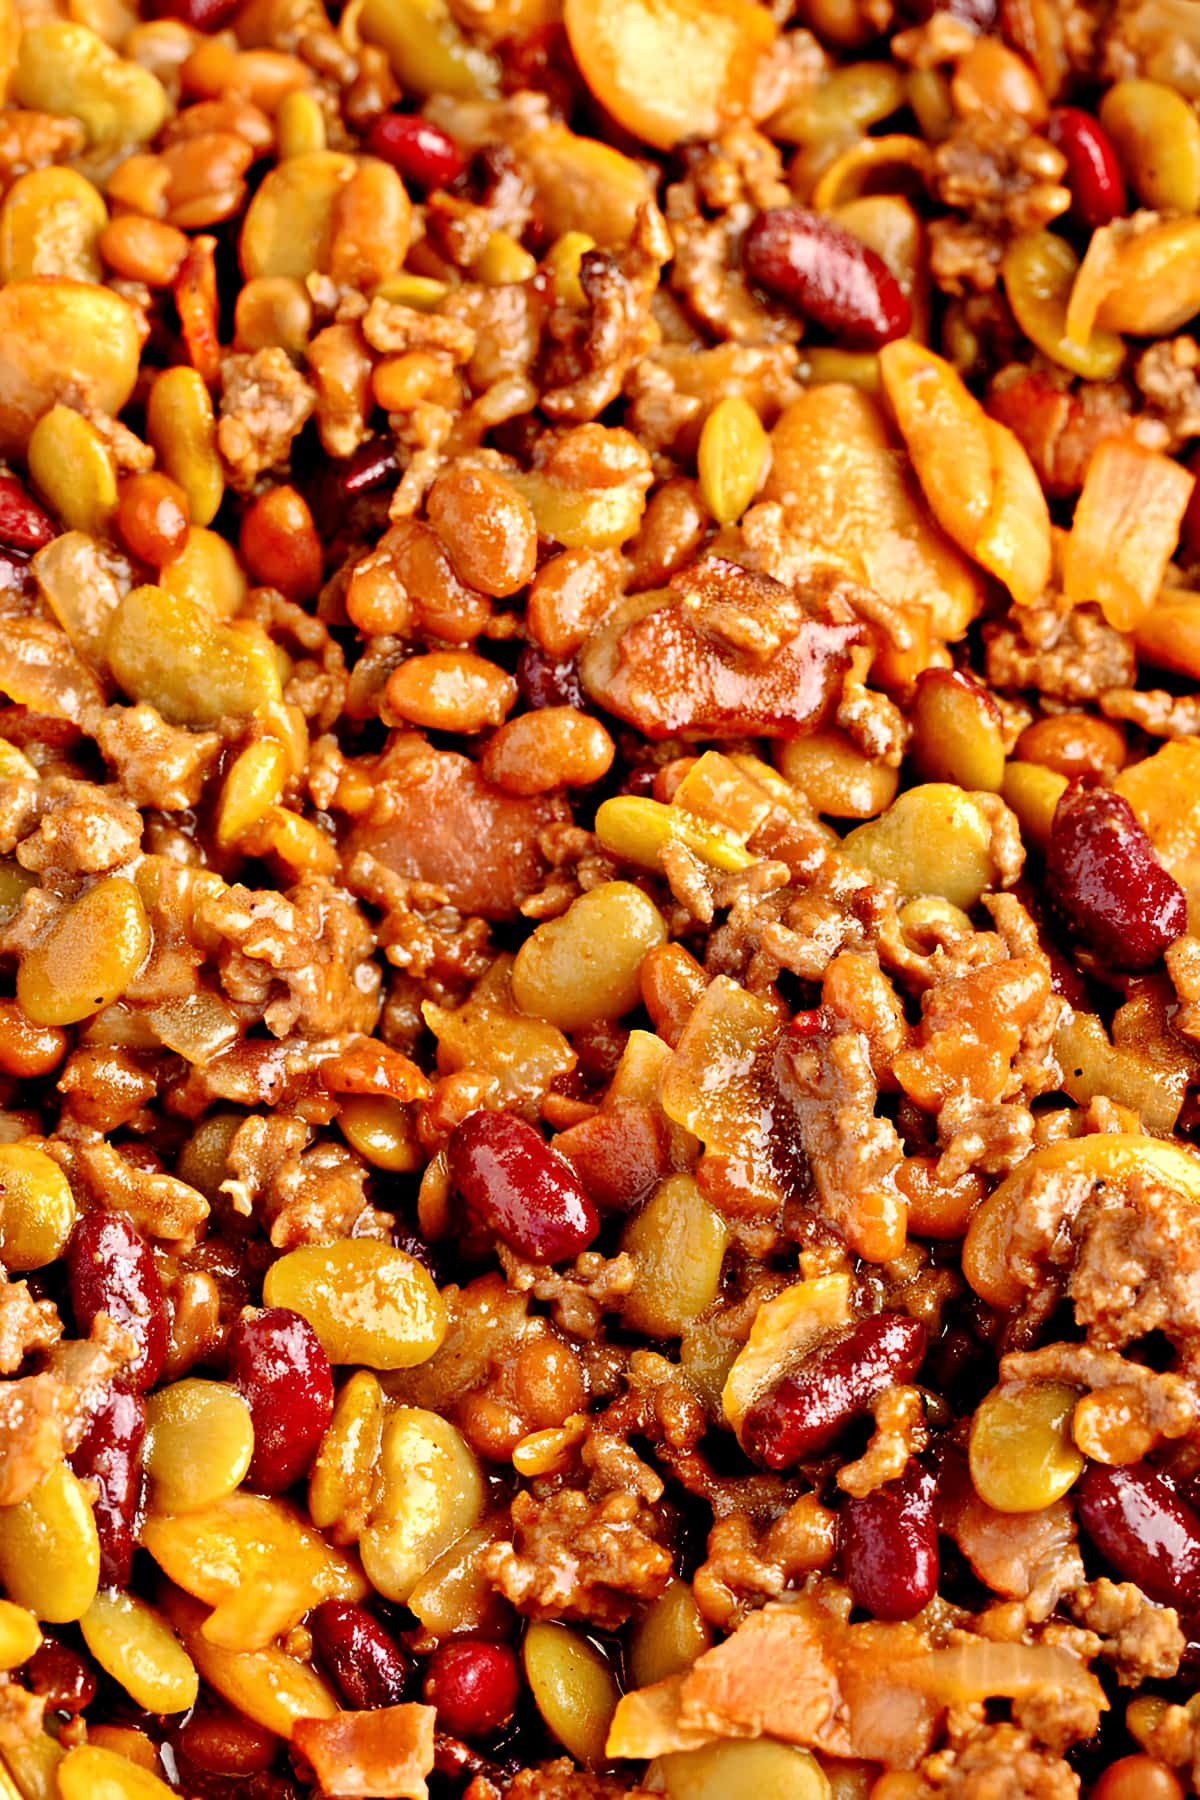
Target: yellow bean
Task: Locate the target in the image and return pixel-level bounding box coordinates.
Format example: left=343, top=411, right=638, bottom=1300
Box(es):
left=776, top=730, right=899, bottom=820
left=0, top=1143, right=75, bottom=1272
left=80, top=1590, right=198, bottom=1715
left=1100, top=77, right=1200, bottom=213
left=842, top=785, right=1008, bottom=909
left=17, top=878, right=149, bottom=1027
left=654, top=1740, right=832, bottom=1798
left=629, top=1577, right=711, bottom=1688
left=359, top=1406, right=483, bottom=1603
left=523, top=1620, right=619, bottom=1769
left=337, top=1095, right=423, bottom=1172
left=545, top=229, right=595, bottom=305
left=506, top=467, right=647, bottom=550
left=511, top=881, right=667, bottom=1031
left=309, top=1368, right=385, bottom=1542
left=1001, top=231, right=1124, bottom=380
left=594, top=794, right=756, bottom=874
left=144, top=1379, right=254, bottom=1514
left=968, top=1381, right=1084, bottom=1513
left=357, top=0, right=499, bottom=99
left=0, top=1601, right=40, bottom=1672
left=145, top=367, right=224, bottom=527
left=0, top=280, right=141, bottom=460
left=239, top=149, right=356, bottom=281
left=57, top=1746, right=176, bottom=1800
left=13, top=22, right=167, bottom=144
left=621, top=1175, right=728, bottom=1338
left=908, top=669, right=1005, bottom=793
left=0, top=1463, right=99, bottom=1622
left=160, top=527, right=247, bottom=620
left=107, top=585, right=281, bottom=725
left=215, top=739, right=288, bottom=848
left=0, top=167, right=108, bottom=283
left=27, top=404, right=117, bottom=536
left=276, top=86, right=326, bottom=157
left=1001, top=760, right=1068, bottom=853
left=263, top=1239, right=446, bottom=1369
left=473, top=229, right=537, bottom=285
left=697, top=395, right=769, bottom=526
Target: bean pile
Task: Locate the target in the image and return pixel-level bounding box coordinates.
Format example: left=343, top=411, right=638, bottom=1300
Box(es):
left=2, top=0, right=1200, bottom=1794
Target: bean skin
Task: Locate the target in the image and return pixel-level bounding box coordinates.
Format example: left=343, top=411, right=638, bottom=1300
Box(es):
left=447, top=1109, right=600, bottom=1263
left=1077, top=1463, right=1200, bottom=1610
left=742, top=1312, right=928, bottom=1470
left=743, top=208, right=911, bottom=348
left=841, top=1462, right=939, bottom=1620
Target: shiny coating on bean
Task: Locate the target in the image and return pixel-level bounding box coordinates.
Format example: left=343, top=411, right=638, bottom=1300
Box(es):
left=448, top=1108, right=601, bottom=1262
left=742, top=1312, right=928, bottom=1469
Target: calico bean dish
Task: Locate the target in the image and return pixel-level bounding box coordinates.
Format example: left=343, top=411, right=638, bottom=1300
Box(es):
left=5, top=0, right=1200, bottom=1795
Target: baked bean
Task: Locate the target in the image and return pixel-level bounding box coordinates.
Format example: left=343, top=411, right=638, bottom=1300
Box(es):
left=426, top=465, right=538, bottom=598
left=481, top=707, right=614, bottom=795
left=385, top=651, right=516, bottom=733
left=1014, top=712, right=1126, bottom=782
left=116, top=472, right=190, bottom=568
left=239, top=485, right=322, bottom=599
left=625, top=477, right=709, bottom=589
left=0, top=1002, right=67, bottom=1078
left=1091, top=1758, right=1185, bottom=1800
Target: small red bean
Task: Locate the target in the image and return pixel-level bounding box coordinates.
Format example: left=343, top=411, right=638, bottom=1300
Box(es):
left=341, top=439, right=399, bottom=496
left=515, top=645, right=586, bottom=712
left=1077, top=1464, right=1200, bottom=1610
left=67, top=1212, right=168, bottom=1392
left=365, top=113, right=465, bottom=190
left=743, top=208, right=911, bottom=349
left=1046, top=106, right=1127, bottom=230
left=311, top=1600, right=412, bottom=1710
left=70, top=1383, right=145, bottom=1587
left=841, top=1462, right=938, bottom=1620
left=742, top=1312, right=928, bottom=1470
left=1046, top=782, right=1187, bottom=973
left=176, top=1701, right=279, bottom=1775
left=447, top=1110, right=600, bottom=1263
left=25, top=1638, right=97, bottom=1715
left=225, top=1306, right=334, bottom=1494
left=151, top=0, right=239, bottom=27
left=0, top=472, right=55, bottom=552
left=423, top=1639, right=520, bottom=1740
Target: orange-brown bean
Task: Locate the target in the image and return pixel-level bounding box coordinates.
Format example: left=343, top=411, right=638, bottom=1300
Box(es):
left=372, top=351, right=457, bottom=414
left=98, top=215, right=189, bottom=286
left=896, top=1156, right=985, bottom=1240
left=1091, top=1759, right=1185, bottom=1800
left=426, top=466, right=537, bottom=599
left=345, top=520, right=491, bottom=642
left=239, top=485, right=322, bottom=600
left=625, top=477, right=709, bottom=590
left=181, top=41, right=311, bottom=112
left=527, top=548, right=623, bottom=658
left=163, top=98, right=274, bottom=154
left=951, top=38, right=1050, bottom=123
left=639, top=942, right=708, bottom=1047
left=384, top=651, right=516, bottom=733
left=480, top=707, right=614, bottom=795
left=1014, top=712, right=1126, bottom=782
left=329, top=158, right=412, bottom=289
left=116, top=473, right=191, bottom=569
left=161, top=133, right=255, bottom=229
left=0, top=1001, right=68, bottom=1079
left=512, top=1337, right=586, bottom=1431
left=233, top=277, right=312, bottom=357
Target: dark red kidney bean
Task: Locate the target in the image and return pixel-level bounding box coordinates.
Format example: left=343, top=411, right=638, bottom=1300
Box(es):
left=25, top=1638, right=97, bottom=1714
left=1077, top=1463, right=1200, bottom=1610
left=1046, top=782, right=1187, bottom=974
left=742, top=1312, right=928, bottom=1470
left=365, top=112, right=465, bottom=190
left=515, top=646, right=585, bottom=712
left=310, top=1601, right=412, bottom=1710
left=175, top=1701, right=280, bottom=1776
left=151, top=0, right=239, bottom=27
left=841, top=1462, right=938, bottom=1621
left=743, top=208, right=911, bottom=349
left=67, top=1211, right=167, bottom=1392
left=225, top=1306, right=334, bottom=1494
left=70, top=1384, right=145, bottom=1587
left=448, top=1110, right=600, bottom=1263
left=340, top=439, right=399, bottom=496
left=0, top=473, right=55, bottom=552
left=1046, top=107, right=1127, bottom=230
left=904, top=0, right=996, bottom=24
left=423, top=1640, right=521, bottom=1740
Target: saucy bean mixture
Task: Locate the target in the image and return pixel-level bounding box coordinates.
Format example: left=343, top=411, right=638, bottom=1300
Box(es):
left=6, top=0, right=1200, bottom=1795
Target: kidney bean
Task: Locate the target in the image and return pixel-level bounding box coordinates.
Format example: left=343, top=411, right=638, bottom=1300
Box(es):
left=841, top=1462, right=939, bottom=1620
left=423, top=1640, right=521, bottom=1740
left=365, top=113, right=465, bottom=191
left=152, top=0, right=239, bottom=26
left=225, top=1306, right=334, bottom=1493
left=743, top=208, right=911, bottom=349
left=176, top=1701, right=279, bottom=1776
left=905, top=0, right=996, bottom=24
left=25, top=1637, right=97, bottom=1714
left=1046, top=782, right=1187, bottom=973
left=515, top=645, right=586, bottom=712
left=67, top=1211, right=167, bottom=1392
left=70, top=1383, right=145, bottom=1587
left=341, top=439, right=399, bottom=496
left=448, top=1110, right=600, bottom=1263
left=0, top=473, right=55, bottom=553
left=742, top=1312, right=928, bottom=1470
left=1046, top=107, right=1127, bottom=230
left=311, top=1600, right=411, bottom=1710
left=1077, top=1463, right=1200, bottom=1610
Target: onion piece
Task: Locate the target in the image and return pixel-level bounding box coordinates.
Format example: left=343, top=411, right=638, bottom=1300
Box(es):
left=1063, top=439, right=1194, bottom=630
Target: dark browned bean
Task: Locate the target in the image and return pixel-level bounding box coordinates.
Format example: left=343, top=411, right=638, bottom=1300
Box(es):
left=743, top=208, right=911, bottom=348
left=742, top=1312, right=927, bottom=1469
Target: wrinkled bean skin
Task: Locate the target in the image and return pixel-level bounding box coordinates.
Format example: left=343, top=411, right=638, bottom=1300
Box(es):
left=1046, top=782, right=1187, bottom=972
left=310, top=1599, right=411, bottom=1709
left=67, top=1211, right=168, bottom=1392
left=69, top=1384, right=145, bottom=1587
left=841, top=1462, right=938, bottom=1620
left=743, top=208, right=911, bottom=348
left=225, top=1306, right=335, bottom=1493
left=1077, top=1464, right=1200, bottom=1610
left=448, top=1109, right=600, bottom=1262
left=1046, top=107, right=1127, bottom=229
left=742, top=1312, right=927, bottom=1469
